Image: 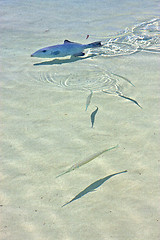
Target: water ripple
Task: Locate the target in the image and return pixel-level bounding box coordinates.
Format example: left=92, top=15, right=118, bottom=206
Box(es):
left=92, top=18, right=160, bottom=57
left=38, top=65, right=128, bottom=93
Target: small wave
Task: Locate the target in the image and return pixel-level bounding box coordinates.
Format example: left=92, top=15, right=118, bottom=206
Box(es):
left=91, top=18, right=160, bottom=57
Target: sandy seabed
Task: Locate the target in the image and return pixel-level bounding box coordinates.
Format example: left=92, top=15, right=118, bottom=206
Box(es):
left=0, top=1, right=160, bottom=239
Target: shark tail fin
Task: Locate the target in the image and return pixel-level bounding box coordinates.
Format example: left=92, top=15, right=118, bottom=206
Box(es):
left=85, top=41, right=102, bottom=49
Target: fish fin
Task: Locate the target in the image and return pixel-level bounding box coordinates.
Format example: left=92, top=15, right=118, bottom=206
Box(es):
left=64, top=40, right=75, bottom=44
left=73, top=52, right=85, bottom=57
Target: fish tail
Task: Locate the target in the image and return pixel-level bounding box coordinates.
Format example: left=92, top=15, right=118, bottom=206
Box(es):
left=56, top=171, right=66, bottom=178
left=56, top=169, right=71, bottom=178
left=85, top=41, right=102, bottom=49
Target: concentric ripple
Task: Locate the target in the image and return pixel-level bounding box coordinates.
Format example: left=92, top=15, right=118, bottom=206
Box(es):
left=38, top=64, right=131, bottom=93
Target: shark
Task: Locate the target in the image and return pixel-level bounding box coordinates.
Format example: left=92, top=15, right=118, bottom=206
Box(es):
left=31, top=40, right=102, bottom=58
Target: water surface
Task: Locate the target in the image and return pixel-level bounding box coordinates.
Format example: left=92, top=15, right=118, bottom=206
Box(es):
left=0, top=1, right=159, bottom=240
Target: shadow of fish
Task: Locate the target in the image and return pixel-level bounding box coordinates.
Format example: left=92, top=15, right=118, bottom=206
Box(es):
left=62, top=170, right=127, bottom=207
left=116, top=92, right=142, bottom=109
left=91, top=106, right=98, bottom=128
left=103, top=90, right=142, bottom=109
left=33, top=54, right=96, bottom=66
left=56, top=145, right=118, bottom=178
left=31, top=40, right=102, bottom=58
left=111, top=72, right=135, bottom=87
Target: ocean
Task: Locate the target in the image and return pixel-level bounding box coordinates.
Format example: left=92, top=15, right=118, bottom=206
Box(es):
left=0, top=1, right=159, bottom=239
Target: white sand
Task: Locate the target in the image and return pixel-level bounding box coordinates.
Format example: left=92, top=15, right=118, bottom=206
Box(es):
left=0, top=1, right=160, bottom=239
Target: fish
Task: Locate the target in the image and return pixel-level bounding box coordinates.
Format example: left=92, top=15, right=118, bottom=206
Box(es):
left=62, top=170, right=127, bottom=207
left=56, top=145, right=118, bottom=178
left=85, top=90, right=93, bottom=111
left=31, top=40, right=102, bottom=58
left=91, top=106, right=98, bottom=128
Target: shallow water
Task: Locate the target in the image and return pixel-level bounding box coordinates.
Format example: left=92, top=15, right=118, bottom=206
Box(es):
left=0, top=1, right=160, bottom=240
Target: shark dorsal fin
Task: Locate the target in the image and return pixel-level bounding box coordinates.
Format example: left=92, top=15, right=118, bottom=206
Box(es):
left=64, top=40, right=74, bottom=44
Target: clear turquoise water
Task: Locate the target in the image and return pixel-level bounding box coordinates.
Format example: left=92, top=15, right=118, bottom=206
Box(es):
left=0, top=1, right=159, bottom=239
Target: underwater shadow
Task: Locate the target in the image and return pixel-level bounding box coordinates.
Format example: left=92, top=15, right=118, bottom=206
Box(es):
left=33, top=54, right=96, bottom=66
left=62, top=170, right=127, bottom=207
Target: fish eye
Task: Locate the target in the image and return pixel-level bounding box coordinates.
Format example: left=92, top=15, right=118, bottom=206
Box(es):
left=42, top=50, right=47, bottom=52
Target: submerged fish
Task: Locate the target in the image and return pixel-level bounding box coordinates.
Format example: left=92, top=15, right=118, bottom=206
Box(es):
left=56, top=145, right=118, bottom=178
left=31, top=40, right=102, bottom=58
left=85, top=90, right=93, bottom=111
